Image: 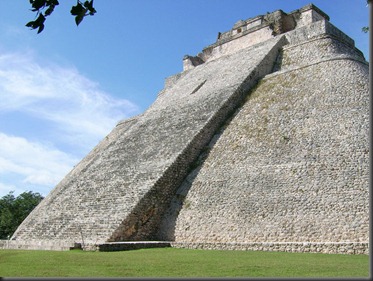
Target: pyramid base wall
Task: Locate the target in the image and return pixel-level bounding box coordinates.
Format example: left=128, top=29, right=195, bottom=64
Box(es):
left=2, top=239, right=368, bottom=255
left=0, top=240, right=79, bottom=251
left=170, top=242, right=369, bottom=255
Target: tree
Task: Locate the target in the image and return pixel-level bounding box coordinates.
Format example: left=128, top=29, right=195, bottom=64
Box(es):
left=0, top=191, right=44, bottom=239
left=26, top=0, right=97, bottom=34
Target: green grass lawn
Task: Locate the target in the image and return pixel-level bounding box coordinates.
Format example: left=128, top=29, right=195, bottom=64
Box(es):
left=0, top=247, right=370, bottom=278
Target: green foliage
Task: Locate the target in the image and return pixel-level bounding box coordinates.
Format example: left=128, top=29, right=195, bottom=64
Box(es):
left=70, top=1, right=97, bottom=27
left=25, top=12, right=46, bottom=34
left=0, top=248, right=369, bottom=277
left=362, top=26, right=369, bottom=33
left=0, top=191, right=44, bottom=239
left=362, top=0, right=370, bottom=33
left=26, top=0, right=59, bottom=33
left=26, top=0, right=96, bottom=33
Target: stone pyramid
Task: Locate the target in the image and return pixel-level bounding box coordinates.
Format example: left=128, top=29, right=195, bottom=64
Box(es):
left=7, top=4, right=369, bottom=254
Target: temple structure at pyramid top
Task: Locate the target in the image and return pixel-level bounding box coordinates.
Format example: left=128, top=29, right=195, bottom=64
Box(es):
left=183, top=4, right=336, bottom=70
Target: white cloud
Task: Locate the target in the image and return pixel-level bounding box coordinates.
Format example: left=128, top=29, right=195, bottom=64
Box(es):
left=0, top=51, right=141, bottom=197
left=0, top=182, right=25, bottom=197
left=0, top=52, right=140, bottom=147
left=0, top=133, right=78, bottom=196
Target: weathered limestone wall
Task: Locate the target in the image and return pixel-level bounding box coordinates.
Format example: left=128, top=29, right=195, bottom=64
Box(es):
left=160, top=21, right=369, bottom=254
left=203, top=26, right=275, bottom=62
left=170, top=242, right=369, bottom=255
left=0, top=239, right=78, bottom=251
left=10, top=34, right=286, bottom=249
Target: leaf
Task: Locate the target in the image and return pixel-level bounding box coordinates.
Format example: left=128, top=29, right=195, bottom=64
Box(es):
left=45, top=0, right=60, bottom=15
left=71, top=2, right=84, bottom=16
left=44, top=5, right=55, bottom=16
left=75, top=14, right=85, bottom=26
left=25, top=20, right=36, bottom=28
left=25, top=13, right=46, bottom=33
left=35, top=13, right=46, bottom=25
left=88, top=8, right=96, bottom=16
left=83, top=1, right=91, bottom=8
left=37, top=23, right=45, bottom=34
left=31, top=0, right=47, bottom=10
left=362, top=26, right=369, bottom=33
left=84, top=0, right=96, bottom=15
left=71, top=2, right=89, bottom=26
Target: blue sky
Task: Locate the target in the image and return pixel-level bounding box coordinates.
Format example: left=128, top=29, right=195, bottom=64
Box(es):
left=0, top=1, right=369, bottom=197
